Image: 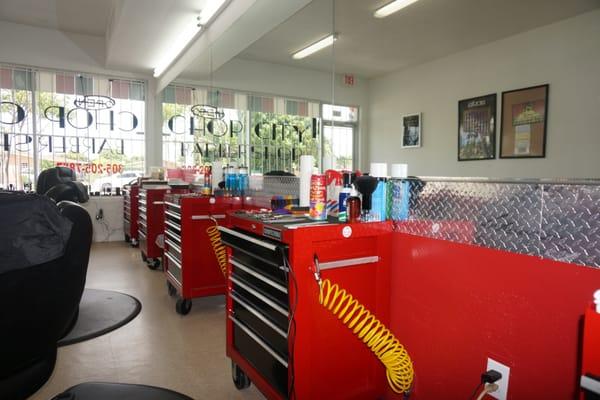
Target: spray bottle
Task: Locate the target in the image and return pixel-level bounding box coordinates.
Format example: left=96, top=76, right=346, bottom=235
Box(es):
left=338, top=172, right=352, bottom=222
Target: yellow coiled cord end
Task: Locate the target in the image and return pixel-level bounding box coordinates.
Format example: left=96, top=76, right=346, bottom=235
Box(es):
left=319, top=279, right=414, bottom=394
left=207, top=225, right=228, bottom=277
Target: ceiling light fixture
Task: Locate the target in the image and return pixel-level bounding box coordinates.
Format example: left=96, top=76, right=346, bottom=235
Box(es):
left=153, top=0, right=228, bottom=78
left=292, top=34, right=338, bottom=60
left=374, top=0, right=420, bottom=18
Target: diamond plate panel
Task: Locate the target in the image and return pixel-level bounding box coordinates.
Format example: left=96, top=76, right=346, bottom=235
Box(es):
left=393, top=179, right=600, bottom=269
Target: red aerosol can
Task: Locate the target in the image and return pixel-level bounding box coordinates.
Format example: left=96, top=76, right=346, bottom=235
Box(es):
left=309, top=174, right=327, bottom=220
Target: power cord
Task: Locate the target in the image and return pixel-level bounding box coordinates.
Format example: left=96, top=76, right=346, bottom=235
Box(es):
left=475, top=383, right=499, bottom=400
left=470, top=369, right=502, bottom=400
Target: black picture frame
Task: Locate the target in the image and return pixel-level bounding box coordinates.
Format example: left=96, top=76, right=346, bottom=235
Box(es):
left=499, top=84, right=549, bottom=159
left=457, top=93, right=497, bottom=161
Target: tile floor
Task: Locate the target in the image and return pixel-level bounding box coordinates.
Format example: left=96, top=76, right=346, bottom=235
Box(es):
left=30, top=242, right=263, bottom=400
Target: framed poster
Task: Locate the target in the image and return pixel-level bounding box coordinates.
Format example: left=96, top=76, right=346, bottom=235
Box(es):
left=500, top=84, right=549, bottom=158
left=401, top=113, right=421, bottom=148
left=458, top=94, right=496, bottom=161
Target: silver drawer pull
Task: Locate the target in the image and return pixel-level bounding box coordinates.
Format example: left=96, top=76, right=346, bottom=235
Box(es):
left=165, top=239, right=182, bottom=254
left=230, top=275, right=288, bottom=317
left=153, top=201, right=165, bottom=205
left=165, top=202, right=181, bottom=209
left=165, top=220, right=181, bottom=231
left=231, top=292, right=287, bottom=339
left=218, top=227, right=278, bottom=251
left=139, top=231, right=146, bottom=239
left=318, top=256, right=379, bottom=270
left=191, top=214, right=226, bottom=220
left=165, top=252, right=182, bottom=269
left=165, top=230, right=181, bottom=243
left=231, top=258, right=287, bottom=294
left=228, top=315, right=288, bottom=368
left=165, top=210, right=181, bottom=220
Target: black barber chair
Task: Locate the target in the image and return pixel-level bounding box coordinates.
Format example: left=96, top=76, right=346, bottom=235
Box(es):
left=0, top=193, right=91, bottom=400
left=36, top=167, right=89, bottom=203
left=0, top=192, right=193, bottom=400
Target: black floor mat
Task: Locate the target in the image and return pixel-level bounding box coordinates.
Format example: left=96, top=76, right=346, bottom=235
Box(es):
left=58, top=289, right=142, bottom=347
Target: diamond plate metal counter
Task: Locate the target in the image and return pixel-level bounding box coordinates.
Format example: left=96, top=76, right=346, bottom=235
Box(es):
left=393, top=178, right=600, bottom=269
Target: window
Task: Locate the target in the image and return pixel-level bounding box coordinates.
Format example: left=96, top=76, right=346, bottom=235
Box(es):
left=0, top=64, right=146, bottom=191
left=322, top=104, right=358, bottom=170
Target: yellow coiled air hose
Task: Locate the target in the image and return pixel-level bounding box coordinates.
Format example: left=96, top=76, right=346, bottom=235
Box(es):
left=319, top=278, right=414, bottom=394
left=207, top=222, right=228, bottom=277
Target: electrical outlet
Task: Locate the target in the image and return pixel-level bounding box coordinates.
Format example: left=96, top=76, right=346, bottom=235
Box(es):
left=486, top=358, right=510, bottom=400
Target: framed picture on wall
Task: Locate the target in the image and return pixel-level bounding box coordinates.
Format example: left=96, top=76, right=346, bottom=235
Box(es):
left=500, top=84, right=549, bottom=158
left=458, top=94, right=496, bottom=161
left=401, top=113, right=421, bottom=148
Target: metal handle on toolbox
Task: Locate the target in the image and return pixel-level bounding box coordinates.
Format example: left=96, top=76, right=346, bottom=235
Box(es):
left=230, top=275, right=288, bottom=317
left=165, top=202, right=181, bottom=209
left=231, top=258, right=287, bottom=294
left=153, top=201, right=165, bottom=205
left=165, top=230, right=181, bottom=243
left=138, top=231, right=146, bottom=239
left=139, top=206, right=147, bottom=213
left=217, top=226, right=278, bottom=251
left=230, top=291, right=288, bottom=339
left=165, top=220, right=181, bottom=231
left=228, top=315, right=288, bottom=368
left=191, top=214, right=226, bottom=220
left=316, top=256, right=379, bottom=270
left=165, top=239, right=182, bottom=254
left=165, top=210, right=181, bottom=220
left=165, top=252, right=182, bottom=269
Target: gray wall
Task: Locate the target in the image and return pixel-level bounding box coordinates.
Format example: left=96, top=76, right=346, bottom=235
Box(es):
left=367, top=9, right=600, bottom=178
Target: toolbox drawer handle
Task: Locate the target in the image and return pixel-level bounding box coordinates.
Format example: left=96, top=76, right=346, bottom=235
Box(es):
left=139, top=206, right=147, bottom=213
left=221, top=241, right=282, bottom=269
left=230, top=275, right=288, bottom=317
left=165, top=230, right=181, bottom=243
left=317, top=256, right=379, bottom=270
left=165, top=252, right=182, bottom=269
left=165, top=239, right=182, bottom=254
left=165, top=202, right=181, bottom=209
left=228, top=315, right=288, bottom=368
left=153, top=201, right=165, bottom=205
left=138, top=221, right=147, bottom=229
left=191, top=214, right=226, bottom=220
left=218, top=227, right=278, bottom=251
left=165, top=220, right=181, bottom=231
left=165, top=210, right=181, bottom=220
left=138, top=231, right=146, bottom=239
left=231, top=258, right=287, bottom=294
left=231, top=291, right=288, bottom=339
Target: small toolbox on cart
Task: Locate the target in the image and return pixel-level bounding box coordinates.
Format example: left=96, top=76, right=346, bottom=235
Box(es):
left=163, top=194, right=243, bottom=315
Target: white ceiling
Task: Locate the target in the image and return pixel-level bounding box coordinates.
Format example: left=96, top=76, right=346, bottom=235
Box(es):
left=238, top=0, right=600, bottom=78
left=0, top=0, right=114, bottom=36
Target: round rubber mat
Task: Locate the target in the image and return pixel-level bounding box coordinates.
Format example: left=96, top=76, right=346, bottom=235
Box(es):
left=58, top=288, right=142, bottom=347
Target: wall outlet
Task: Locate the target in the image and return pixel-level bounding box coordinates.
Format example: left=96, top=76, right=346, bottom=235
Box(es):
left=486, top=358, right=510, bottom=400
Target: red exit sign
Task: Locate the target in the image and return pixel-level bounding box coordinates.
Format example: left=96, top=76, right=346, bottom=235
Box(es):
left=344, top=74, right=355, bottom=87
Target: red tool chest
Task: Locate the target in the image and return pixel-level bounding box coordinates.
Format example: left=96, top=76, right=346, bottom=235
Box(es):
left=138, top=184, right=189, bottom=269
left=123, top=183, right=139, bottom=247
left=162, top=194, right=243, bottom=315
left=219, top=211, right=393, bottom=400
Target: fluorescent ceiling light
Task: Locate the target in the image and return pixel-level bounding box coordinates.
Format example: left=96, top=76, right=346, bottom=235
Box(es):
left=199, top=0, right=227, bottom=25
left=374, top=0, right=420, bottom=18
left=153, top=0, right=228, bottom=78
left=292, top=34, right=337, bottom=60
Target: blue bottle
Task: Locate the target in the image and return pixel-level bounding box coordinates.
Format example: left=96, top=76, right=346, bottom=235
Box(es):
left=371, top=178, right=387, bottom=221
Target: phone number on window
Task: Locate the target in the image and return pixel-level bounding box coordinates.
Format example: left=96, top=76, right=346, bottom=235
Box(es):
left=56, top=162, right=124, bottom=174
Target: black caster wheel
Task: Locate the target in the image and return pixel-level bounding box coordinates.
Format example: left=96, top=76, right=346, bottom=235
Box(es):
left=141, top=252, right=147, bottom=262
left=232, top=361, right=251, bottom=390
left=130, top=238, right=139, bottom=248
left=175, top=298, right=192, bottom=315
left=147, top=259, right=161, bottom=270
left=125, top=234, right=131, bottom=243
left=167, top=281, right=177, bottom=297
